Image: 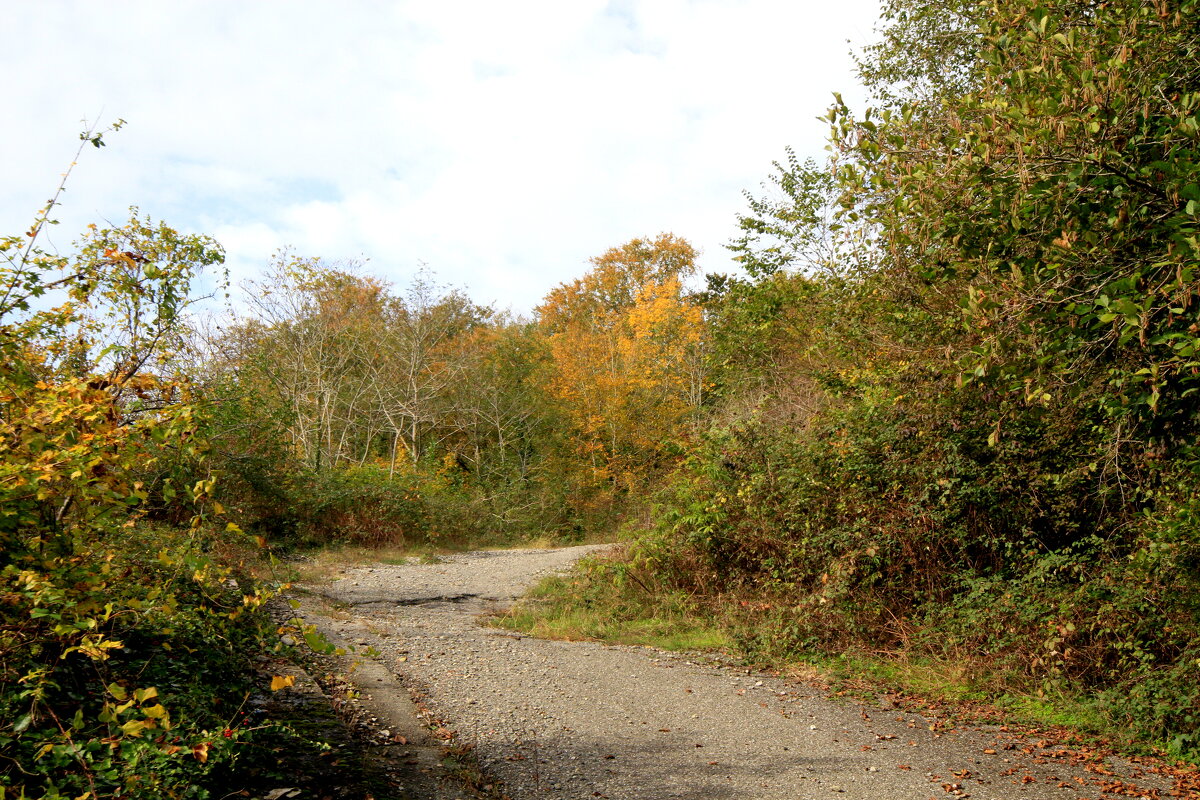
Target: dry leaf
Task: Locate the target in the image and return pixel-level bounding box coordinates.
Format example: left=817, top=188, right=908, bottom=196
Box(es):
left=271, top=674, right=296, bottom=691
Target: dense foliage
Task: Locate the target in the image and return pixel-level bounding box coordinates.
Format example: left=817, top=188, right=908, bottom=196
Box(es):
left=201, top=236, right=705, bottom=548
left=1, top=139, right=281, bottom=798
left=633, top=0, right=1200, bottom=758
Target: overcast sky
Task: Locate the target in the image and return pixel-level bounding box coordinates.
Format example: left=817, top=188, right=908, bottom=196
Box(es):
left=5, top=1, right=881, bottom=315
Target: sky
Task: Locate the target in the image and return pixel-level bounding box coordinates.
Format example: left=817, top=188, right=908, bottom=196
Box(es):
left=4, top=1, right=881, bottom=316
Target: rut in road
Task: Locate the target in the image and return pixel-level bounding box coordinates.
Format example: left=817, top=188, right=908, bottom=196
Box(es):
left=300, top=546, right=1182, bottom=800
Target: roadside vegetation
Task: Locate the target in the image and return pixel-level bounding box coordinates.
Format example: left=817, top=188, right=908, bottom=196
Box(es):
left=0, top=127, right=295, bottom=798
left=495, top=554, right=732, bottom=654
left=506, top=0, right=1200, bottom=764
left=4, top=0, right=1199, bottom=793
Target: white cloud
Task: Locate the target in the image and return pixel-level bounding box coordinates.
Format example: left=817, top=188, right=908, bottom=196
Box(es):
left=3, top=0, right=881, bottom=315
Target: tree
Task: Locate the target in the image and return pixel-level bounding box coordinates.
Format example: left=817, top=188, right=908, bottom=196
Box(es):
left=833, top=0, right=1200, bottom=474
left=537, top=234, right=704, bottom=491
left=641, top=0, right=1200, bottom=757
left=438, top=318, right=553, bottom=485
left=79, top=209, right=225, bottom=387
left=539, top=234, right=699, bottom=330
left=726, top=148, right=845, bottom=279
left=221, top=253, right=389, bottom=471
left=368, top=271, right=487, bottom=471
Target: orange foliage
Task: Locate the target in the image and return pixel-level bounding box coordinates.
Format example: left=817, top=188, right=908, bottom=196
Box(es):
left=537, top=235, right=704, bottom=491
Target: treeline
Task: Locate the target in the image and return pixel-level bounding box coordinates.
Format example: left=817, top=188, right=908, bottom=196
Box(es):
left=196, top=234, right=703, bottom=547
left=0, top=191, right=712, bottom=800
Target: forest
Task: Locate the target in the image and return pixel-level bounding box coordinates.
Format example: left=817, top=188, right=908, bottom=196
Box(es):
left=3, top=0, right=1199, bottom=796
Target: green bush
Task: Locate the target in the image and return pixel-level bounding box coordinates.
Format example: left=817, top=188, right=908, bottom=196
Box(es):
left=0, top=189, right=285, bottom=797
left=299, top=466, right=429, bottom=546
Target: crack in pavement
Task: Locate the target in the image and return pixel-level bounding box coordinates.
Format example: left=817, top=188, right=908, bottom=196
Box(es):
left=313, top=592, right=485, bottom=608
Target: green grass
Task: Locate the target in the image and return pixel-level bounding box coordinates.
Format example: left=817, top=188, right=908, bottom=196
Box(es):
left=806, top=650, right=990, bottom=700
left=828, top=646, right=1119, bottom=735
left=994, top=692, right=1110, bottom=735
left=493, top=572, right=732, bottom=653
left=797, top=648, right=1107, bottom=729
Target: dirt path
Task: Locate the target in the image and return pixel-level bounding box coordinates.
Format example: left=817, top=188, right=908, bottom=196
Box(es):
left=297, top=546, right=1188, bottom=800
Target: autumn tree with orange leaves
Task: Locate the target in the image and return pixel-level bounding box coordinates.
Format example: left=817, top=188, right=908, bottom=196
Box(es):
left=537, top=234, right=705, bottom=494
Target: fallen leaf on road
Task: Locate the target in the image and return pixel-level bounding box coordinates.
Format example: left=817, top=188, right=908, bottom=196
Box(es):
left=270, top=675, right=296, bottom=691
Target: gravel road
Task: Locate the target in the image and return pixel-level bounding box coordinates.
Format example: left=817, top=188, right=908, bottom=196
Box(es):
left=299, top=546, right=1189, bottom=800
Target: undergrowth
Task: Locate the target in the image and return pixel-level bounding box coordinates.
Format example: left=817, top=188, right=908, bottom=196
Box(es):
left=498, top=546, right=1200, bottom=765
left=493, top=551, right=731, bottom=653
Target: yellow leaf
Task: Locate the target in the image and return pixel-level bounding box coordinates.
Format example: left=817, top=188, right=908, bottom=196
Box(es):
left=120, top=719, right=147, bottom=737
left=270, top=674, right=296, bottom=691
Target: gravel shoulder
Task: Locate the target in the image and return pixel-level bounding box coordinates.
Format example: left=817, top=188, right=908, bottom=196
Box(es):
left=296, top=546, right=1191, bottom=800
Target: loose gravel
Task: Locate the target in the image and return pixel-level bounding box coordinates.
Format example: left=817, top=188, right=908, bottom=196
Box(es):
left=299, top=546, right=1187, bottom=800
